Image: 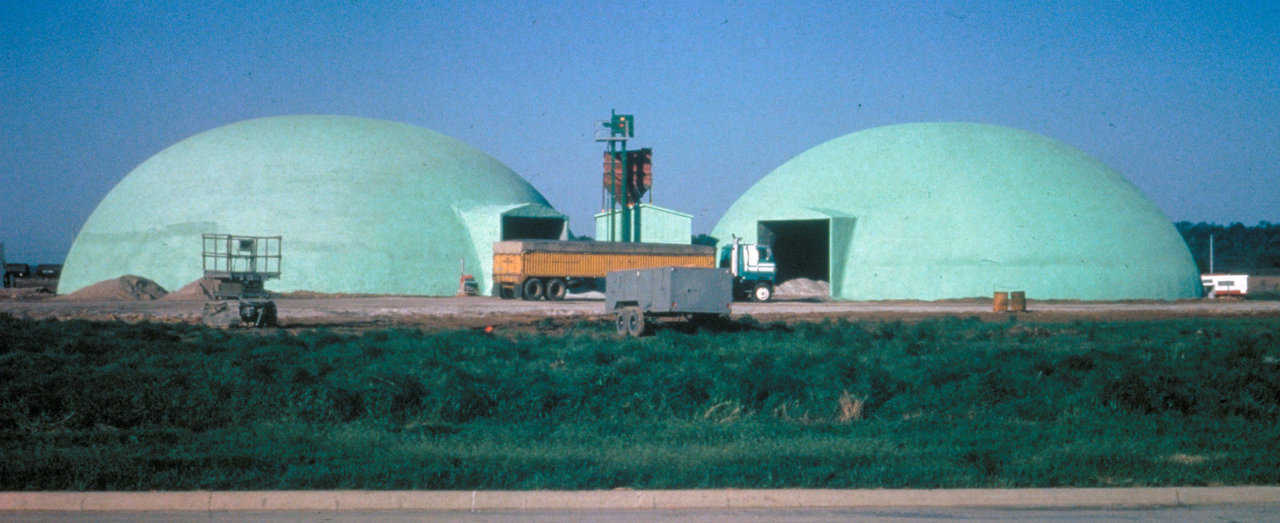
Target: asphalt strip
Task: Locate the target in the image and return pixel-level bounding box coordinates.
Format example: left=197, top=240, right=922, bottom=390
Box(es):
left=3, top=487, right=1280, bottom=512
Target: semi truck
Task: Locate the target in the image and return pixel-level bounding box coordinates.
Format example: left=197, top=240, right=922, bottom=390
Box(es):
left=492, top=238, right=777, bottom=301
left=720, top=236, right=777, bottom=301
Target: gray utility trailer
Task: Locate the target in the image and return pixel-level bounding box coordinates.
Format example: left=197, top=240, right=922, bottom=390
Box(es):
left=606, top=266, right=732, bottom=336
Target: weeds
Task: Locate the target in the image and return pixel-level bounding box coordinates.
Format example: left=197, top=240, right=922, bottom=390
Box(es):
left=837, top=391, right=864, bottom=423
left=1, top=313, right=1278, bottom=489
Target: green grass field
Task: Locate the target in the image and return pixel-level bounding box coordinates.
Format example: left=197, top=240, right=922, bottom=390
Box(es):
left=1, top=313, right=1278, bottom=490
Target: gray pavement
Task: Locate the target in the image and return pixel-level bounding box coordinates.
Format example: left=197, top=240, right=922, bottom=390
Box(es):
left=4, top=488, right=1280, bottom=513
left=4, top=505, right=1280, bottom=522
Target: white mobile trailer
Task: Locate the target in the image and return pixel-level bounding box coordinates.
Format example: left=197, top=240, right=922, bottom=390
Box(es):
left=1201, top=274, right=1248, bottom=297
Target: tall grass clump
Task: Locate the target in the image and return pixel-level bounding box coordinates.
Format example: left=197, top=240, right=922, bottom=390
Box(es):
left=1, top=312, right=1278, bottom=489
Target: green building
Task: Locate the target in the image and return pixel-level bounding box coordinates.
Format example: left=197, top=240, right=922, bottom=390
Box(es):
left=594, top=203, right=692, bottom=244
left=711, top=122, right=1201, bottom=300
left=59, top=115, right=566, bottom=296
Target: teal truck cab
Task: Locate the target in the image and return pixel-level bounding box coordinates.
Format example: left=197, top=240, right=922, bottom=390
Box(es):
left=720, top=236, right=777, bottom=301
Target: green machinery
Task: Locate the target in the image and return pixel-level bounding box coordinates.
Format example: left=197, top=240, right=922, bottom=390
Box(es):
left=594, top=111, right=776, bottom=301
left=200, top=233, right=281, bottom=327
left=597, top=110, right=652, bottom=243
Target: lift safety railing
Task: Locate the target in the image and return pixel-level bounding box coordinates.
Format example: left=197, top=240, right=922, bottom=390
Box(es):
left=201, top=234, right=281, bottom=281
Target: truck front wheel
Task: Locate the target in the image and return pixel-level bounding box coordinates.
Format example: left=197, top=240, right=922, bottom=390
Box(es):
left=751, top=282, right=773, bottom=302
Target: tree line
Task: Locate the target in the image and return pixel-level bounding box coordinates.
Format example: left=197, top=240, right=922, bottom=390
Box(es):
left=1176, top=222, right=1280, bottom=274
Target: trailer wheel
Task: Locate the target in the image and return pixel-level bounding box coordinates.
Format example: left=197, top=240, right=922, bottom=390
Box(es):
left=546, top=278, right=568, bottom=301
left=751, top=282, right=773, bottom=302
left=615, top=310, right=629, bottom=335
left=626, top=308, right=647, bottom=337
left=521, top=278, right=545, bottom=300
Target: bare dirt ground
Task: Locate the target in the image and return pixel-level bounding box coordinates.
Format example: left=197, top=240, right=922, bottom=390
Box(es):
left=2, top=292, right=1279, bottom=330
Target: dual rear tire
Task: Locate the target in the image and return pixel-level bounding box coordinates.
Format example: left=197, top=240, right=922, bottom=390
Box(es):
left=520, top=277, right=568, bottom=301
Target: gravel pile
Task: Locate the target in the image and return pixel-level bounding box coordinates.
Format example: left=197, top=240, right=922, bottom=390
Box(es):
left=775, top=278, right=830, bottom=298
left=161, top=278, right=221, bottom=301
left=57, top=275, right=168, bottom=301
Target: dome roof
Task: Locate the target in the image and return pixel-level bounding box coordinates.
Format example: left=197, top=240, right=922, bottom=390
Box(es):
left=711, top=122, right=1201, bottom=300
left=59, top=115, right=560, bottom=295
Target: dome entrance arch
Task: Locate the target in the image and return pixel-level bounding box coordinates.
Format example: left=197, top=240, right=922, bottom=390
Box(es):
left=499, top=203, right=567, bottom=241
left=759, top=219, right=829, bottom=284
left=756, top=214, right=856, bottom=298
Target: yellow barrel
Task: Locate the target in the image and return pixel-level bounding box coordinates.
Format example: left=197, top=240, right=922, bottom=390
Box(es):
left=1009, top=291, right=1026, bottom=312
left=993, top=291, right=1009, bottom=312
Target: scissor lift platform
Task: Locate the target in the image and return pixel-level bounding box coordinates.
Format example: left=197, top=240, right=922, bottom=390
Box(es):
left=201, top=234, right=282, bottom=327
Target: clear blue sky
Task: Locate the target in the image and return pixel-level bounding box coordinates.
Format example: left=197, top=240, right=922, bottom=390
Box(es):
left=2, top=1, right=1277, bottom=263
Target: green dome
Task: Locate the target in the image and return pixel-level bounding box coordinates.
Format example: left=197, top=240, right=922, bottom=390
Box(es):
left=711, top=122, right=1201, bottom=300
left=59, top=115, right=563, bottom=296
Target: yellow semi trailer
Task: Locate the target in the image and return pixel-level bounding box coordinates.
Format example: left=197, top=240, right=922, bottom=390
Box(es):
left=492, top=240, right=715, bottom=300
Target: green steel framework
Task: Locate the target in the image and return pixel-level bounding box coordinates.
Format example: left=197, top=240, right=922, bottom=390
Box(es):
left=599, top=110, right=635, bottom=242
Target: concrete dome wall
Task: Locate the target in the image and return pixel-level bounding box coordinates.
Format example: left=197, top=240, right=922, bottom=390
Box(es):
left=59, top=115, right=558, bottom=296
left=711, top=122, right=1201, bottom=300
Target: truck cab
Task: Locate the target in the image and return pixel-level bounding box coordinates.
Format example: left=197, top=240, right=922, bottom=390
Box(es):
left=4, top=263, right=30, bottom=288
left=720, top=236, right=777, bottom=301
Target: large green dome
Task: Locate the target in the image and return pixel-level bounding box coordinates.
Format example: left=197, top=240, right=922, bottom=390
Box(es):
left=59, top=115, right=564, bottom=296
left=711, top=122, right=1201, bottom=300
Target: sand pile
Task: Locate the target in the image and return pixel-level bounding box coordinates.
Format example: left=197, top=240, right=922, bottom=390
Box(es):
left=775, top=278, right=830, bottom=298
left=57, top=275, right=168, bottom=301
left=161, top=278, right=222, bottom=301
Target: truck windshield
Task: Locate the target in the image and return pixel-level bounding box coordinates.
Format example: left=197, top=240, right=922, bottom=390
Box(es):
left=758, top=246, right=774, bottom=262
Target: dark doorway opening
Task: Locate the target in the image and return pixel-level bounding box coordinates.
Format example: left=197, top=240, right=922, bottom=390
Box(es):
left=502, top=216, right=565, bottom=240
left=758, top=219, right=829, bottom=283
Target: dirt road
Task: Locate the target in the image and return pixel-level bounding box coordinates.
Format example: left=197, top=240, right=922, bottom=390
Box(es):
left=2, top=294, right=1278, bottom=329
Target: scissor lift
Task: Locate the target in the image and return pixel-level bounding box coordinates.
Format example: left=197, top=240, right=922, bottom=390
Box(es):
left=201, top=234, right=281, bottom=327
